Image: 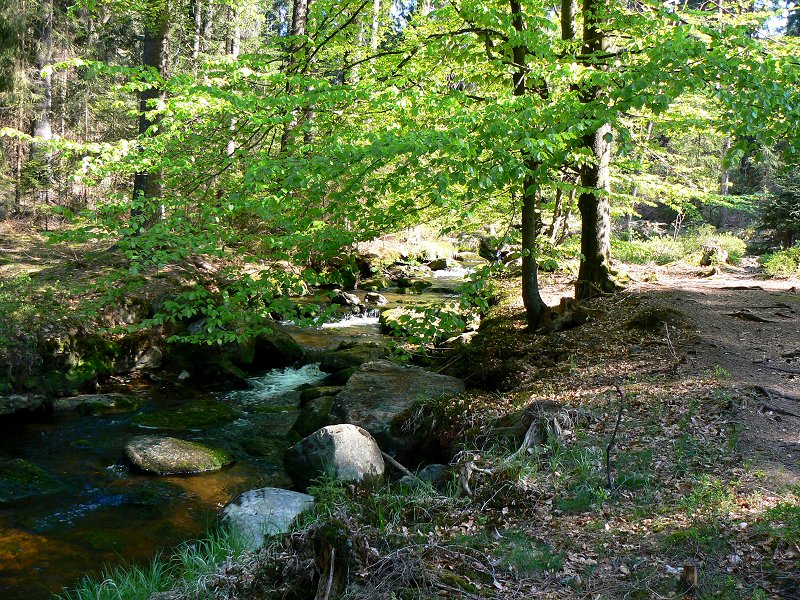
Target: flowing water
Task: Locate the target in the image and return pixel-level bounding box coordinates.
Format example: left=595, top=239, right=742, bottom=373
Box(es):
left=0, top=268, right=471, bottom=598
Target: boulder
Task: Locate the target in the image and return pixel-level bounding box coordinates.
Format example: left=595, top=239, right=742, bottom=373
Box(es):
left=222, top=487, right=314, bottom=550
left=124, top=436, right=233, bottom=475
left=251, top=330, right=304, bottom=369
left=427, top=257, right=457, bottom=271
left=0, top=394, right=47, bottom=417
left=332, top=360, right=464, bottom=455
left=387, top=263, right=432, bottom=278
left=0, top=459, right=63, bottom=504
left=299, top=386, right=343, bottom=404
left=453, top=251, right=486, bottom=264
left=419, top=463, right=450, bottom=490
left=134, top=346, right=163, bottom=370
left=51, top=393, right=139, bottom=415
left=131, top=398, right=238, bottom=430
left=398, top=463, right=450, bottom=492
left=332, top=290, right=361, bottom=307
left=319, top=343, right=385, bottom=373
left=359, top=277, right=392, bottom=292
left=284, top=424, right=385, bottom=491
left=442, top=332, right=478, bottom=348
left=394, top=277, right=433, bottom=293
left=355, top=252, right=383, bottom=277
left=329, top=366, right=358, bottom=386
left=364, top=292, right=388, bottom=305
left=290, top=395, right=337, bottom=440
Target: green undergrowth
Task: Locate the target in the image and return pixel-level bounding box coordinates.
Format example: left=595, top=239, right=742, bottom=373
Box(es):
left=613, top=226, right=746, bottom=266
left=761, top=243, right=800, bottom=277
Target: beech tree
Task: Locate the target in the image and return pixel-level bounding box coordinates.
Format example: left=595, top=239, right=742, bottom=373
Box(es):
left=132, top=0, right=170, bottom=215
left=3, top=0, right=797, bottom=337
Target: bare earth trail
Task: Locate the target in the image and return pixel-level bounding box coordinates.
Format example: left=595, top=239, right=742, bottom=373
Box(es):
left=628, top=261, right=800, bottom=487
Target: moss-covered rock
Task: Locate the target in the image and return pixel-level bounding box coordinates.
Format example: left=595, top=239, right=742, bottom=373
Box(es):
left=124, top=435, right=233, bottom=475
left=290, top=395, right=336, bottom=441
left=359, top=277, right=392, bottom=292
left=319, top=343, right=385, bottom=373
left=51, top=393, right=139, bottom=416
left=329, top=367, right=359, bottom=386
left=132, top=398, right=238, bottom=430
left=299, top=386, right=342, bottom=404
left=0, top=459, right=63, bottom=504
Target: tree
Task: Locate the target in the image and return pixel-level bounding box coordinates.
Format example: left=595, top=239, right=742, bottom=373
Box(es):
left=574, top=0, right=618, bottom=300
left=132, top=0, right=170, bottom=217
left=788, top=1, right=799, bottom=36
left=511, top=0, right=548, bottom=328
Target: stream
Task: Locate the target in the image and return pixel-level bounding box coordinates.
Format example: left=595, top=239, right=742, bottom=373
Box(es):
left=0, top=269, right=468, bottom=598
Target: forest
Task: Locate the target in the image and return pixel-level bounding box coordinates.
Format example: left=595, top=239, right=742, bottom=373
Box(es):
left=0, top=0, right=799, bottom=598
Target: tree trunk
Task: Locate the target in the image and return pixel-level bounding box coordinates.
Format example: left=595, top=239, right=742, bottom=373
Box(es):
left=192, top=0, right=201, bottom=61
left=717, top=136, right=731, bottom=228
left=226, top=10, right=240, bottom=158
left=31, top=0, right=53, bottom=207
left=370, top=0, right=380, bottom=51
left=575, top=0, right=619, bottom=300
left=132, top=3, right=169, bottom=216
left=511, top=0, right=548, bottom=328
left=280, top=0, right=310, bottom=153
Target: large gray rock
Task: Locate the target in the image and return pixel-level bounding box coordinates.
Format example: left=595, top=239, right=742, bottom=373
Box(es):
left=124, top=436, right=233, bottom=475
left=222, top=487, right=314, bottom=550
left=0, top=394, right=47, bottom=416
left=284, top=424, right=385, bottom=491
left=364, top=292, right=388, bottom=305
left=332, top=290, right=361, bottom=307
left=427, top=257, right=457, bottom=271
left=333, top=360, right=464, bottom=455
left=51, top=393, right=139, bottom=415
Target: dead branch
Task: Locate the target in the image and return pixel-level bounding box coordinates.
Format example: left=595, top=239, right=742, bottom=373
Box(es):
left=727, top=311, right=776, bottom=323
left=760, top=404, right=800, bottom=419
left=762, top=365, right=800, bottom=375
left=380, top=451, right=419, bottom=481
left=315, top=546, right=335, bottom=600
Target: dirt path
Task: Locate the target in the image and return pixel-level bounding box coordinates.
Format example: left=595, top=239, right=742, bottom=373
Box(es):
left=630, top=260, right=800, bottom=488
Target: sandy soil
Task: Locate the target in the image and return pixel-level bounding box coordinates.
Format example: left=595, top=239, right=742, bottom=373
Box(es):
left=628, top=259, right=800, bottom=487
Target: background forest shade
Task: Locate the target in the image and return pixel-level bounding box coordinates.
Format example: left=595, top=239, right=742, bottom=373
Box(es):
left=0, top=0, right=799, bottom=332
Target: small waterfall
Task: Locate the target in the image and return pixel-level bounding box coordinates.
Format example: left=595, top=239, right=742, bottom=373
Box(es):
left=224, top=363, right=329, bottom=407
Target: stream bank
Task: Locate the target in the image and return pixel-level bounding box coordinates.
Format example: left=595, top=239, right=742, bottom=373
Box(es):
left=0, top=259, right=480, bottom=599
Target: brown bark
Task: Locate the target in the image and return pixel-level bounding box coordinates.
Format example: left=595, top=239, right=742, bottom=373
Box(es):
left=132, top=3, right=169, bottom=214
left=511, top=0, right=548, bottom=329
left=575, top=0, right=619, bottom=300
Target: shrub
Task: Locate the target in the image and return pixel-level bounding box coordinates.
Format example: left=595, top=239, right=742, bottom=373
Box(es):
left=761, top=243, right=800, bottom=277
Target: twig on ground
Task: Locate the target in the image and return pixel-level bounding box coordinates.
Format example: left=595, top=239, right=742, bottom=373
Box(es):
left=752, top=386, right=800, bottom=418
left=664, top=323, right=678, bottom=360
left=381, top=451, right=419, bottom=481
left=606, top=384, right=625, bottom=492
left=316, top=546, right=335, bottom=600
left=762, top=365, right=800, bottom=375
left=760, top=404, right=800, bottom=419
